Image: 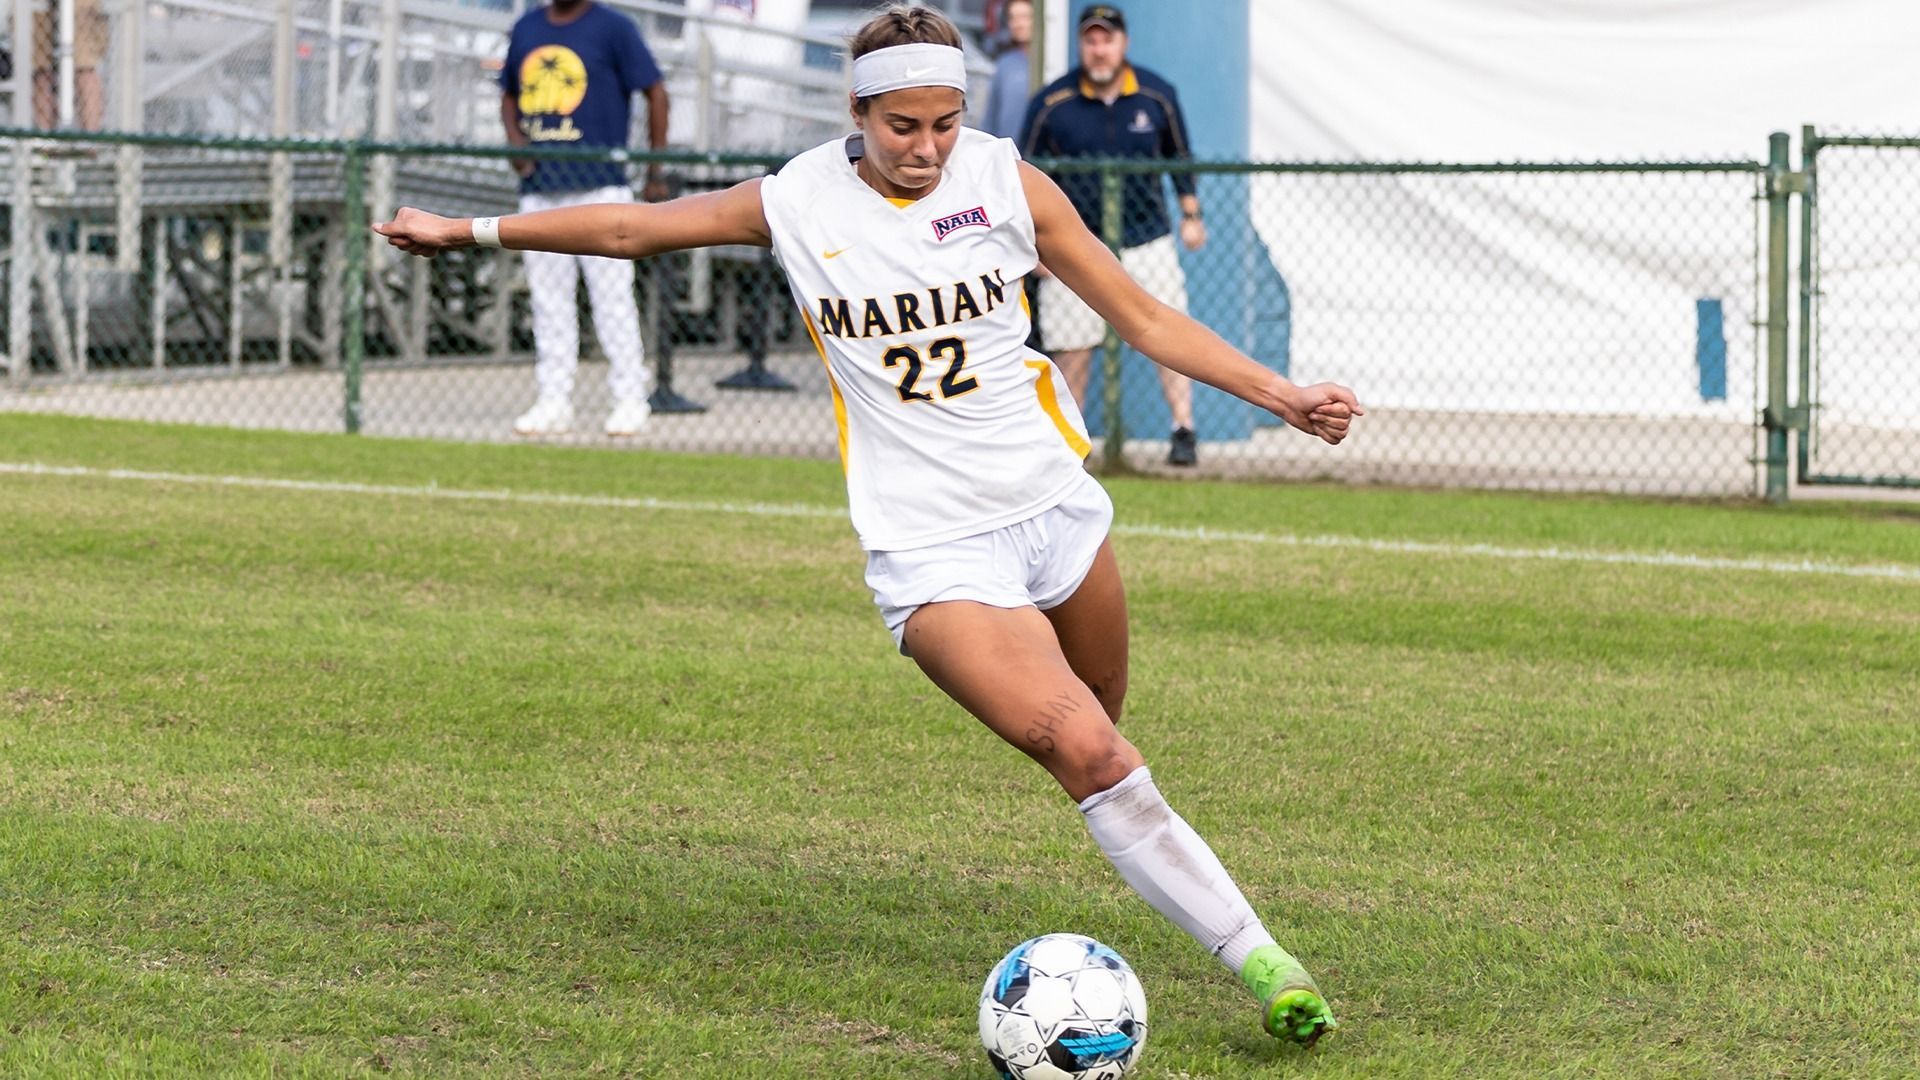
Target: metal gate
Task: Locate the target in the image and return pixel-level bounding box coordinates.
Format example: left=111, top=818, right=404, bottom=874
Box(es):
left=1793, top=129, right=1920, bottom=491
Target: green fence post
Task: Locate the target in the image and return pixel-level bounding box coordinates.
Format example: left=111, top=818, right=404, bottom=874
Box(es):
left=1763, top=131, right=1792, bottom=504
left=1795, top=125, right=1818, bottom=482
left=342, top=142, right=367, bottom=435
left=1099, top=164, right=1124, bottom=471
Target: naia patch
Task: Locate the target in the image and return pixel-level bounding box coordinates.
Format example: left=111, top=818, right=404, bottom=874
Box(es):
left=931, top=206, right=991, bottom=241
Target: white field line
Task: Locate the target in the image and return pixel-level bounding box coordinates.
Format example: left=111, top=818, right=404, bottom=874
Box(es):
left=7, top=461, right=1919, bottom=584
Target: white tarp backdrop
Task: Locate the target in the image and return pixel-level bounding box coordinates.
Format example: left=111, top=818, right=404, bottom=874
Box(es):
left=1247, top=0, right=1920, bottom=423
left=681, top=0, right=813, bottom=149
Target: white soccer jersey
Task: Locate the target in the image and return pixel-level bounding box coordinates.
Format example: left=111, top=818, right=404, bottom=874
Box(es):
left=759, top=127, right=1093, bottom=552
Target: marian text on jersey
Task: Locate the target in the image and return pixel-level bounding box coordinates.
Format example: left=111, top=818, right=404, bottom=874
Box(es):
left=814, top=269, right=1014, bottom=340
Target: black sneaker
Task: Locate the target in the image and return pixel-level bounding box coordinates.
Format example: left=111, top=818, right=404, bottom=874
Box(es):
left=1168, top=426, right=1198, bottom=466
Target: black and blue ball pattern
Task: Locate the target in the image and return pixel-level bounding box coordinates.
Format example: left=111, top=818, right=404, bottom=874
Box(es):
left=977, top=933, right=1148, bottom=1080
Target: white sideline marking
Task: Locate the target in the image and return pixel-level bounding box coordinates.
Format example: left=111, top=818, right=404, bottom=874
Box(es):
left=0, top=461, right=846, bottom=520
left=1117, top=521, right=1920, bottom=583
left=7, top=460, right=1919, bottom=584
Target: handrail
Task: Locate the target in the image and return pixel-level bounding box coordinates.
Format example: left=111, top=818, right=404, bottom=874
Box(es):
left=0, top=127, right=1767, bottom=174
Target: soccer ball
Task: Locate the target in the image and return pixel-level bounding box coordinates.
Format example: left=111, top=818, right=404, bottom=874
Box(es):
left=977, top=933, right=1148, bottom=1080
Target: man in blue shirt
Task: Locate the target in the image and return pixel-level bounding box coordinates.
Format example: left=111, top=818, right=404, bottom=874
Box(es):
left=1020, top=4, right=1207, bottom=465
left=983, top=0, right=1032, bottom=140
left=500, top=0, right=668, bottom=437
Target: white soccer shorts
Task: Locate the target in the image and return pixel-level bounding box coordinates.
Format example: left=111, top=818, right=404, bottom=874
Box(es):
left=1038, top=233, right=1189, bottom=353
left=864, top=472, right=1114, bottom=655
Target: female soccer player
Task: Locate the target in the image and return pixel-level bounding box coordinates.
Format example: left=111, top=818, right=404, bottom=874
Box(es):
left=375, top=4, right=1360, bottom=1047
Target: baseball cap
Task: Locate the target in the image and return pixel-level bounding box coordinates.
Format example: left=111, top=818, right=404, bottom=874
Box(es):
left=1078, top=4, right=1126, bottom=34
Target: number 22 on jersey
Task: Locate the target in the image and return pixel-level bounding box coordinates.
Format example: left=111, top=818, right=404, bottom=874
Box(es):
left=881, top=336, right=977, bottom=403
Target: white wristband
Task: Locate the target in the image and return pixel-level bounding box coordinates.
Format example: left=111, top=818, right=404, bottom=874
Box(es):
left=471, top=216, right=502, bottom=248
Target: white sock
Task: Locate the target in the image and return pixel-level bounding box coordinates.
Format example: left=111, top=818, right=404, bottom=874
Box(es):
left=1079, top=766, right=1278, bottom=974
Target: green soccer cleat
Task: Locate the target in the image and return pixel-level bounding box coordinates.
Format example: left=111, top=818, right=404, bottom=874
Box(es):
left=1239, top=944, right=1338, bottom=1046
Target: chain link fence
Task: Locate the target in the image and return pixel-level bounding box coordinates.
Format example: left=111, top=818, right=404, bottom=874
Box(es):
left=5, top=127, right=1914, bottom=500
left=1, top=133, right=354, bottom=431
left=350, top=145, right=788, bottom=447
left=1799, top=131, right=1920, bottom=490
left=1049, top=157, right=1767, bottom=494
left=5, top=0, right=1912, bottom=500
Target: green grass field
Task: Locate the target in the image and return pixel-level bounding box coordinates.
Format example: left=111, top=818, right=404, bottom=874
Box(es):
left=3, top=414, right=1917, bottom=1078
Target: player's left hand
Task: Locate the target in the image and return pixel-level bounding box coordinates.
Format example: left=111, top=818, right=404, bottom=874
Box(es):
left=1179, top=216, right=1207, bottom=251
left=1275, top=382, right=1364, bottom=445
left=372, top=207, right=462, bottom=259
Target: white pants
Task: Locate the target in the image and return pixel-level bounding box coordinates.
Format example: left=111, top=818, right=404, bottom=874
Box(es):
left=518, top=185, right=648, bottom=403
left=864, top=473, right=1114, bottom=655
left=1039, top=233, right=1189, bottom=352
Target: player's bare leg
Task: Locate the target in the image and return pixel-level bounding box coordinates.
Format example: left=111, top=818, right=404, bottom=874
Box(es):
left=905, top=597, right=1336, bottom=1045
left=1054, top=348, right=1094, bottom=409
left=906, top=600, right=1138, bottom=801
left=1041, top=540, right=1129, bottom=723
left=1158, top=368, right=1195, bottom=432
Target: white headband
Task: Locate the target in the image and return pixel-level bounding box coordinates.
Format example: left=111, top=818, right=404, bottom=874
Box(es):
left=850, top=43, right=968, bottom=98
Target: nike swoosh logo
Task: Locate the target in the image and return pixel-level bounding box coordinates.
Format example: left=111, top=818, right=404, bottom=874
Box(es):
left=823, top=246, right=854, bottom=259
left=903, top=67, right=933, bottom=79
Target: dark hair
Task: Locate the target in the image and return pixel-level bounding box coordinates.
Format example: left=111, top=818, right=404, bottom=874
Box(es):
left=848, top=4, right=966, bottom=112
left=848, top=4, right=964, bottom=58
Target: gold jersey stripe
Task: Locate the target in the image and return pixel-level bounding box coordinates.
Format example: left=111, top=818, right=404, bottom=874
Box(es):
left=1025, top=358, right=1092, bottom=459
left=803, top=310, right=852, bottom=472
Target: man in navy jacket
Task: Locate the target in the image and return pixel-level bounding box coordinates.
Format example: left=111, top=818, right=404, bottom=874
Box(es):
left=1021, top=4, right=1207, bottom=465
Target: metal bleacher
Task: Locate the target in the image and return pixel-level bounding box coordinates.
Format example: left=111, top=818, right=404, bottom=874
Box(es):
left=0, top=0, right=990, bottom=384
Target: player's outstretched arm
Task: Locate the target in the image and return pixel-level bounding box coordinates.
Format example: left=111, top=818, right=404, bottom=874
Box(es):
left=373, top=178, right=772, bottom=261
left=1020, top=162, right=1362, bottom=445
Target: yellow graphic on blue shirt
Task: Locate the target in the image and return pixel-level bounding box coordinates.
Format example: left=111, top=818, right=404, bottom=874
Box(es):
left=519, top=45, right=588, bottom=142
